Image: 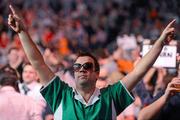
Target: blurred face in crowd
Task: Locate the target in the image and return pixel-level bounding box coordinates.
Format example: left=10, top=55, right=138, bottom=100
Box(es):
left=112, top=48, right=123, bottom=60
left=8, top=48, right=19, bottom=63
left=22, top=64, right=39, bottom=84
left=73, top=56, right=99, bottom=88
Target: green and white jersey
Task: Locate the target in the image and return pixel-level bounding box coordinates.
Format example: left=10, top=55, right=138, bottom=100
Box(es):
left=40, top=76, right=134, bottom=120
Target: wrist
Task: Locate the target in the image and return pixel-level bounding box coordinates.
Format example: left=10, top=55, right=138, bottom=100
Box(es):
left=16, top=19, right=27, bottom=33
left=18, top=24, right=28, bottom=33
left=157, top=38, right=166, bottom=46
left=162, top=93, right=169, bottom=102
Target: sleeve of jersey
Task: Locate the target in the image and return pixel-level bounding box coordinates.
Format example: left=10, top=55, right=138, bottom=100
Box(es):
left=109, top=80, right=134, bottom=114
left=40, top=76, right=69, bottom=113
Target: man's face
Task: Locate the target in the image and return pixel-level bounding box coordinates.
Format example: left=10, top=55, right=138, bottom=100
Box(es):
left=73, top=56, right=99, bottom=87
left=22, top=65, right=38, bottom=84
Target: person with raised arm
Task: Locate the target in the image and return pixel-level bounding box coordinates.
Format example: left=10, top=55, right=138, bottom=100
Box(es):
left=8, top=5, right=176, bottom=120
left=138, top=77, right=180, bottom=120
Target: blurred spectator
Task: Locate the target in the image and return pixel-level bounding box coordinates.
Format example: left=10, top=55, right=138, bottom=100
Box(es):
left=0, top=32, right=9, bottom=48
left=138, top=77, right=180, bottom=120
left=0, top=65, right=42, bottom=120
left=7, top=47, right=25, bottom=81
left=19, top=63, right=48, bottom=119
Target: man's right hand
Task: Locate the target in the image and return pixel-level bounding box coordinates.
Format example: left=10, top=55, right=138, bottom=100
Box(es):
left=8, top=5, right=26, bottom=33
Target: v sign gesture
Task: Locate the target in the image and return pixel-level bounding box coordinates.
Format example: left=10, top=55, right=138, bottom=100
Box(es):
left=8, top=5, right=26, bottom=33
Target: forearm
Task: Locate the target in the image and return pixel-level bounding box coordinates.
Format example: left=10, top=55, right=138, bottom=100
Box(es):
left=18, top=30, right=54, bottom=85
left=135, top=40, right=163, bottom=75
left=18, top=31, right=44, bottom=67
left=143, top=68, right=156, bottom=84
left=138, top=95, right=167, bottom=120
left=123, top=40, right=164, bottom=91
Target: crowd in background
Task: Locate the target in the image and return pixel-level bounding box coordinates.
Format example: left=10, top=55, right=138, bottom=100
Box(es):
left=0, top=0, right=180, bottom=120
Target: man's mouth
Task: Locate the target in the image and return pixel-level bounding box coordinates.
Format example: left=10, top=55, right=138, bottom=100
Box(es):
left=78, top=75, right=87, bottom=79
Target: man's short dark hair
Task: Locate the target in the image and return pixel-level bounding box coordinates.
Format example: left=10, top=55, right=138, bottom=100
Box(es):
left=76, top=51, right=100, bottom=72
left=0, top=65, right=19, bottom=90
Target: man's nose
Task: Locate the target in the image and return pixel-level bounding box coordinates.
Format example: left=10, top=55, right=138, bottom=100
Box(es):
left=79, top=66, right=86, bottom=72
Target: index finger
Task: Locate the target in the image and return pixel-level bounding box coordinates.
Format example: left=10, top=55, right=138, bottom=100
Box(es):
left=165, top=19, right=176, bottom=30
left=9, top=5, right=16, bottom=15
left=172, top=77, right=180, bottom=82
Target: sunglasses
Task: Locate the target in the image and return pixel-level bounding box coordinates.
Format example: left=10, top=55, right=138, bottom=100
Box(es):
left=73, top=62, right=94, bottom=72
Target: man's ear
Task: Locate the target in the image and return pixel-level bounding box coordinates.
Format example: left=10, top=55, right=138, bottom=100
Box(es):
left=95, top=71, right=100, bottom=79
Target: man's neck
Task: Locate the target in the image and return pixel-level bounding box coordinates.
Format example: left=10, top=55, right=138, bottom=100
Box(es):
left=76, top=86, right=96, bottom=103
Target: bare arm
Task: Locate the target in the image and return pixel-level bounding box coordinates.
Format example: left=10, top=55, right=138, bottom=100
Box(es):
left=18, top=31, right=54, bottom=85
left=143, top=68, right=156, bottom=84
left=8, top=5, right=54, bottom=86
left=122, top=20, right=176, bottom=91
left=138, top=95, right=166, bottom=120
left=138, top=77, right=180, bottom=120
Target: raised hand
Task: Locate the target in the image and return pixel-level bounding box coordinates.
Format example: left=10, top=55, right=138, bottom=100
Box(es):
left=159, top=19, right=176, bottom=44
left=164, top=77, right=180, bottom=99
left=8, top=5, right=25, bottom=33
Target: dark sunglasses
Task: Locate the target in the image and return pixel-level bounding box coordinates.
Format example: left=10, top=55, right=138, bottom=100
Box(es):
left=73, top=62, right=94, bottom=72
